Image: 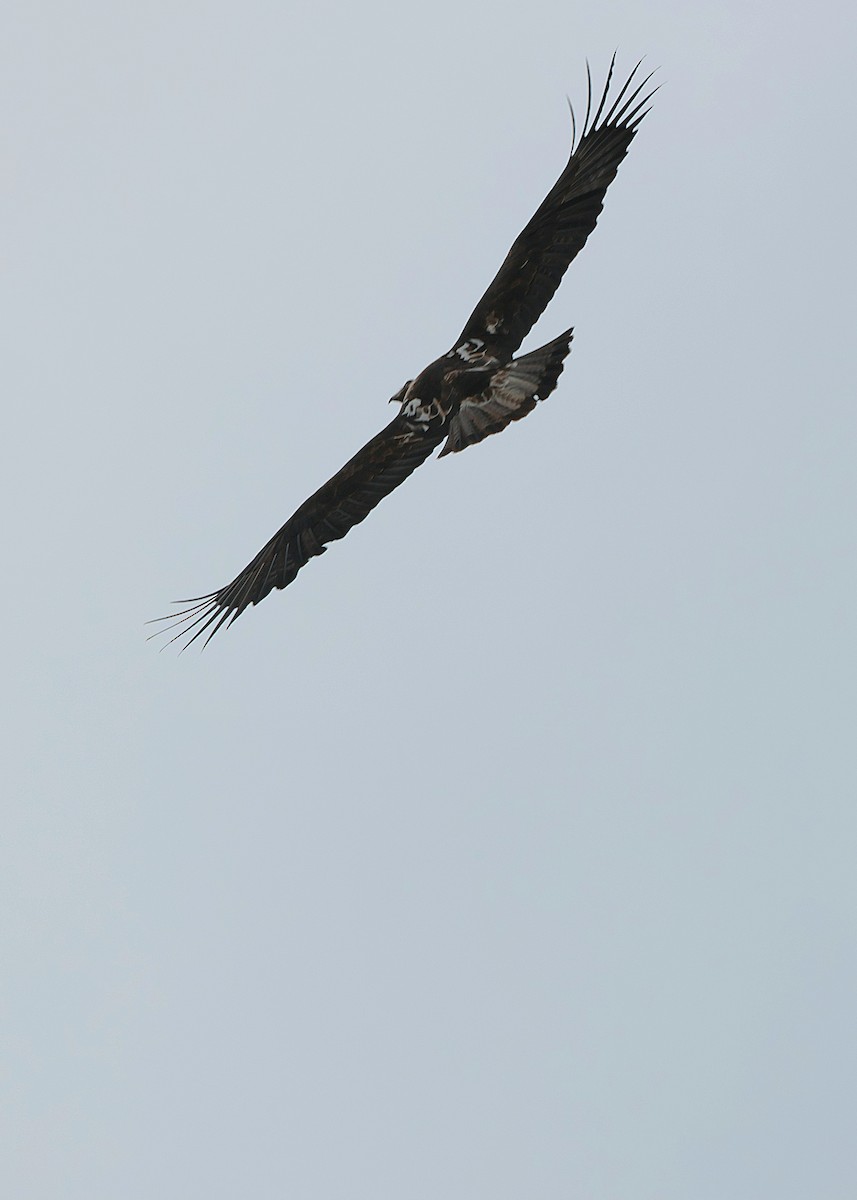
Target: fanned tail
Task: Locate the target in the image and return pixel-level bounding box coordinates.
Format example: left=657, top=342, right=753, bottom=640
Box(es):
left=439, top=328, right=574, bottom=456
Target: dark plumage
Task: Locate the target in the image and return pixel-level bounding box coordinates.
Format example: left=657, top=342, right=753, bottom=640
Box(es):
left=153, top=57, right=655, bottom=648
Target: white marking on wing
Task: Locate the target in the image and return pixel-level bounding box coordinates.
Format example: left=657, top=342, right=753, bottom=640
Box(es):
left=453, top=337, right=485, bottom=363
left=402, top=394, right=443, bottom=427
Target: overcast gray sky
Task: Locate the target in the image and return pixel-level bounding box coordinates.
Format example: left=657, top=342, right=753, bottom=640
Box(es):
left=3, top=1, right=857, bottom=1196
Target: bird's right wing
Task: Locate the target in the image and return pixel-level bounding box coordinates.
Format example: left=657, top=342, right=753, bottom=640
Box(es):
left=152, top=413, right=442, bottom=648
left=452, top=56, right=655, bottom=361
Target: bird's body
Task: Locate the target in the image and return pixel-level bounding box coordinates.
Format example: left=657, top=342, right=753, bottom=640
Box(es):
left=154, top=57, right=655, bottom=648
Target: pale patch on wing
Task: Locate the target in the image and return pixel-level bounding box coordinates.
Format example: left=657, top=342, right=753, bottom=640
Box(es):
left=401, top=394, right=442, bottom=426
left=449, top=337, right=486, bottom=364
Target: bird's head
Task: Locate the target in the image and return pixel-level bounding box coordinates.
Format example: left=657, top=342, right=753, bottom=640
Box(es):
left=389, top=380, right=412, bottom=405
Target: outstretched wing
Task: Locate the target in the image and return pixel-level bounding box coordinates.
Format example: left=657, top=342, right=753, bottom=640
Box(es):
left=152, top=414, right=443, bottom=649
left=454, top=56, right=656, bottom=360
left=440, top=327, right=574, bottom=456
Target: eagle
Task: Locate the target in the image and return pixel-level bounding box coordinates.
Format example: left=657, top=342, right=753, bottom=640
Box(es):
left=154, top=57, right=655, bottom=648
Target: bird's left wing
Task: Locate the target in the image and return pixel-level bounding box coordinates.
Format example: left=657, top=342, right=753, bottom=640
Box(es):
left=152, top=413, right=442, bottom=648
left=452, top=56, right=655, bottom=361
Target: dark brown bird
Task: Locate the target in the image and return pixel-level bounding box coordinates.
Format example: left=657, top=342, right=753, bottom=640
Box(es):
left=154, top=57, right=655, bottom=648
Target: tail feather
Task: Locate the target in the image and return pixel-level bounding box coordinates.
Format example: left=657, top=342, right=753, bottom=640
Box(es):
left=439, top=327, right=573, bottom=456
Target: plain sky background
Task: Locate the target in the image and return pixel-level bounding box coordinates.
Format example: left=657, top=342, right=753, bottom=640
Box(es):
left=3, top=1, right=856, bottom=1197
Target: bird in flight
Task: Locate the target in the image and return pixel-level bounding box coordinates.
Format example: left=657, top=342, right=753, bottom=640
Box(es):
left=154, top=56, right=655, bottom=648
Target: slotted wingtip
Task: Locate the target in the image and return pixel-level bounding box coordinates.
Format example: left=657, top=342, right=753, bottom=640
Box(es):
left=566, top=55, right=661, bottom=144
left=146, top=592, right=231, bottom=652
